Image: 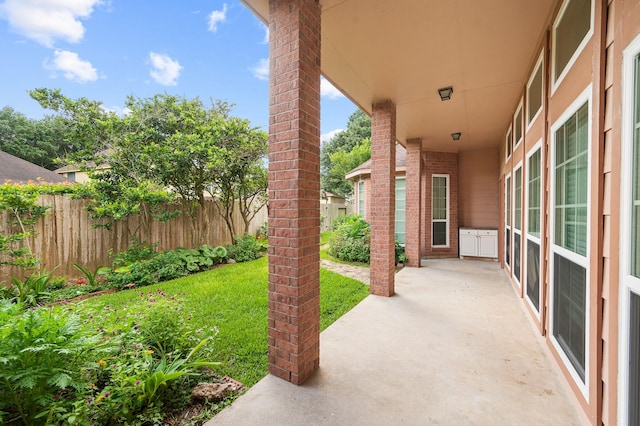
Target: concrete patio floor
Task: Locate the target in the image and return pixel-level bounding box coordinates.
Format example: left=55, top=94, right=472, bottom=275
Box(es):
left=206, top=259, right=581, bottom=426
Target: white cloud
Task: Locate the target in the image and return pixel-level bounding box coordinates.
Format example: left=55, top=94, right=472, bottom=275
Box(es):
left=0, top=0, right=101, bottom=47
left=321, top=77, right=345, bottom=100
left=262, top=25, right=269, bottom=44
left=321, top=128, right=343, bottom=144
left=251, top=57, right=269, bottom=81
left=45, top=49, right=98, bottom=83
left=149, top=52, right=183, bottom=86
left=102, top=105, right=131, bottom=117
left=207, top=3, right=228, bottom=32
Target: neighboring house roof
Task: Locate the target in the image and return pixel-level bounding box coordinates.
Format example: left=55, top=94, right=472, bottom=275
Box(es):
left=54, top=149, right=111, bottom=174
left=345, top=144, right=407, bottom=180
left=0, top=151, right=70, bottom=184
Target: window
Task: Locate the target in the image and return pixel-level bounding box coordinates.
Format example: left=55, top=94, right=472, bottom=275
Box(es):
left=621, top=38, right=640, bottom=425
left=395, top=177, right=406, bottom=244
left=358, top=180, right=365, bottom=216
left=550, top=89, right=590, bottom=390
left=432, top=175, right=449, bottom=247
left=526, top=146, right=542, bottom=312
left=527, top=52, right=544, bottom=127
left=67, top=172, right=76, bottom=182
left=552, top=0, right=593, bottom=87
left=505, top=126, right=513, bottom=162
left=513, top=166, right=522, bottom=283
left=505, top=174, right=511, bottom=269
left=514, top=102, right=524, bottom=148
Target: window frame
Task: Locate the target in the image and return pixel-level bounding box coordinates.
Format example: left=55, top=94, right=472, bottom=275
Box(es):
left=505, top=173, right=512, bottom=271
left=395, top=177, right=406, bottom=244
left=357, top=180, right=365, bottom=216
left=513, top=162, right=523, bottom=285
left=505, top=125, right=513, bottom=163
left=526, top=50, right=545, bottom=132
left=514, top=100, right=524, bottom=150
left=525, top=141, right=543, bottom=316
left=549, top=85, right=592, bottom=398
left=619, top=34, right=640, bottom=426
left=431, top=174, right=450, bottom=248
left=551, top=0, right=594, bottom=93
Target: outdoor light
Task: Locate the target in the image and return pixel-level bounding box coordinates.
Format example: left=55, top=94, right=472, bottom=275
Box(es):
left=438, top=86, right=454, bottom=101
left=451, top=132, right=461, bottom=141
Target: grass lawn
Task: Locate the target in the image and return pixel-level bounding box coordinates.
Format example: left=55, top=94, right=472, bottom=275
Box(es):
left=78, top=256, right=368, bottom=387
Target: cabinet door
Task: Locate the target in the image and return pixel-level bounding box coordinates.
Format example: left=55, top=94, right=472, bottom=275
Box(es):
left=478, top=231, right=498, bottom=258
left=459, top=231, right=478, bottom=256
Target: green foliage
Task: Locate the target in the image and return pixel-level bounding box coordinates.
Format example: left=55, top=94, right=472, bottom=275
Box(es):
left=395, top=242, right=408, bottom=264
left=0, top=106, right=74, bottom=170
left=72, top=263, right=109, bottom=287
left=226, top=235, right=267, bottom=263
left=0, top=304, right=106, bottom=425
left=0, top=269, right=58, bottom=307
left=31, top=89, right=268, bottom=245
left=321, top=109, right=371, bottom=195
left=328, top=214, right=370, bottom=263
left=106, top=243, right=228, bottom=289
left=111, top=238, right=157, bottom=267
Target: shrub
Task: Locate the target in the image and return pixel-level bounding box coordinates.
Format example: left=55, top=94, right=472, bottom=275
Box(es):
left=0, top=303, right=107, bottom=425
left=226, top=235, right=267, bottom=262
left=0, top=268, right=57, bottom=307
left=106, top=244, right=228, bottom=289
left=328, top=215, right=370, bottom=263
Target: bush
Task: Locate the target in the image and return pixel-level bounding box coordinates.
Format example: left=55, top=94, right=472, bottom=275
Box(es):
left=226, top=235, right=267, bottom=262
left=328, top=215, right=370, bottom=263
left=106, top=244, right=228, bottom=289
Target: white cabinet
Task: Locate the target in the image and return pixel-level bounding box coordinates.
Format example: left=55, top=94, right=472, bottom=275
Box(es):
left=459, top=228, right=498, bottom=259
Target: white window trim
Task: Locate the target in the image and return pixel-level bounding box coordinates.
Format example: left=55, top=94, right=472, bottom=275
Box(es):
left=619, top=33, right=640, bottom=426
left=431, top=174, right=450, bottom=248
left=551, top=0, right=595, bottom=94
left=548, top=84, right=592, bottom=398
left=524, top=140, right=543, bottom=316
left=513, top=161, right=523, bottom=286
left=505, top=125, right=513, bottom=163
left=395, top=177, right=406, bottom=245
left=526, top=51, right=545, bottom=132
left=514, top=100, right=524, bottom=149
left=505, top=172, right=512, bottom=271
left=358, top=179, right=365, bottom=216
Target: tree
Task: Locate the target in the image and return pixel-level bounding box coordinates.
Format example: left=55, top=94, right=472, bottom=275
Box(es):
left=325, top=137, right=371, bottom=196
left=0, top=106, right=73, bottom=170
left=321, top=109, right=371, bottom=196
left=31, top=89, right=268, bottom=245
left=30, top=89, right=178, bottom=237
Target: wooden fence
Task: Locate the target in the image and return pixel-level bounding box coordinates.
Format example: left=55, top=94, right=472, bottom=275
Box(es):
left=1, top=195, right=267, bottom=280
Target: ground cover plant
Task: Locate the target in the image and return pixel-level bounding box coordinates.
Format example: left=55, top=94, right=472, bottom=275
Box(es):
left=0, top=257, right=368, bottom=425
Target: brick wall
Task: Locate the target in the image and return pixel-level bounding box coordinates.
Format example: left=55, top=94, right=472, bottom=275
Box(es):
left=405, top=139, right=422, bottom=266
left=267, top=0, right=321, bottom=385
left=424, top=151, right=459, bottom=258
left=369, top=100, right=396, bottom=296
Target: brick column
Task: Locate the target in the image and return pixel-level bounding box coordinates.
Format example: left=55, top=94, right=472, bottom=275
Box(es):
left=267, top=0, right=321, bottom=385
left=370, top=100, right=396, bottom=296
left=405, top=138, right=422, bottom=267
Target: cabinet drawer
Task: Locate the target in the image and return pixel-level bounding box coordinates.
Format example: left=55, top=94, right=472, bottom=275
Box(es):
left=460, top=229, right=477, bottom=236
left=479, top=230, right=497, bottom=236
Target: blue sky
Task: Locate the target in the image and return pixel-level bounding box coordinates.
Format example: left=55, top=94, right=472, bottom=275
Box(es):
left=0, top=0, right=355, bottom=142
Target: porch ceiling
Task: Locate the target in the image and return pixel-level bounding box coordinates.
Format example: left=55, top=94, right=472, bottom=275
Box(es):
left=243, top=0, right=556, bottom=153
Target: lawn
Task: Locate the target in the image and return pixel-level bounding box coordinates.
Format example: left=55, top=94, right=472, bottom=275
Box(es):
left=78, top=256, right=369, bottom=387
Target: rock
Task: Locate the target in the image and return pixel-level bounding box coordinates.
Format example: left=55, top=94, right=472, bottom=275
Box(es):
left=191, top=381, right=241, bottom=402
left=227, top=259, right=236, bottom=264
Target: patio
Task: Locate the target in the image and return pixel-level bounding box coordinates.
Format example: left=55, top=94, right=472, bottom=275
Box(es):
left=207, top=259, right=581, bottom=425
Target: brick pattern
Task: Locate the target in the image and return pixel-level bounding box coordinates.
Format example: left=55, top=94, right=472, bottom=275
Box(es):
left=370, top=100, right=396, bottom=296
left=424, top=151, right=459, bottom=258
left=267, top=0, right=321, bottom=385
left=421, top=153, right=428, bottom=256
left=405, top=138, right=423, bottom=266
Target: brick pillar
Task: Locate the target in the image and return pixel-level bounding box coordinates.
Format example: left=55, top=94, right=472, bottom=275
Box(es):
left=267, top=0, right=321, bottom=385
left=421, top=153, right=428, bottom=257
left=405, top=138, right=422, bottom=267
left=370, top=100, right=396, bottom=296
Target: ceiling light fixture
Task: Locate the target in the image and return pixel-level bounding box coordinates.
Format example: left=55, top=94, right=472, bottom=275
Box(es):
left=438, top=86, right=454, bottom=101
left=451, top=132, right=461, bottom=141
